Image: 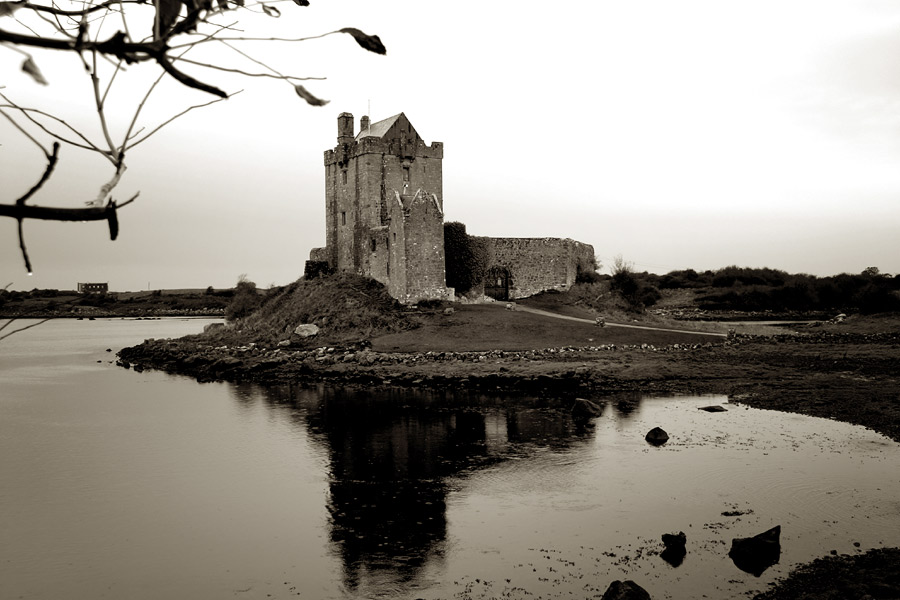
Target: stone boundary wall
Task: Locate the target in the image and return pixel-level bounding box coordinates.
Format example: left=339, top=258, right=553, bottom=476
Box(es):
left=481, top=237, right=595, bottom=299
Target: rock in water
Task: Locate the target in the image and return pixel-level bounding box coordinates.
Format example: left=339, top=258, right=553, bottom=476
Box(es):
left=729, top=525, right=781, bottom=576
left=601, top=580, right=651, bottom=600
left=572, top=398, right=603, bottom=420
left=661, top=531, right=687, bottom=567
left=698, top=405, right=727, bottom=412
left=293, top=324, right=320, bottom=338
left=645, top=427, right=669, bottom=446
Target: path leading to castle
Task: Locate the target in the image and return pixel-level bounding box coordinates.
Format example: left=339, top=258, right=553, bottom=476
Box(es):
left=513, top=305, right=727, bottom=338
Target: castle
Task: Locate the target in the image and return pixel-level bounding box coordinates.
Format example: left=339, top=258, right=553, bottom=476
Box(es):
left=308, top=112, right=594, bottom=304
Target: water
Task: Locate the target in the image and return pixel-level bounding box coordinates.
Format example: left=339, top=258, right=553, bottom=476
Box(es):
left=2, top=319, right=899, bottom=600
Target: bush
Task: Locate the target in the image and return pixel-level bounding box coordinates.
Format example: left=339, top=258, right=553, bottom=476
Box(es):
left=575, top=255, right=602, bottom=284
left=225, top=275, right=261, bottom=322
left=610, top=255, right=660, bottom=311
left=304, top=260, right=333, bottom=280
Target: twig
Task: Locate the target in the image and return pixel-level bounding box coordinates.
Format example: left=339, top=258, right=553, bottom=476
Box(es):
left=0, top=107, right=48, bottom=155
left=171, top=55, right=324, bottom=81
left=17, top=217, right=32, bottom=273
left=91, top=48, right=120, bottom=160
left=0, top=318, right=52, bottom=342
left=0, top=94, right=111, bottom=157
left=168, top=30, right=339, bottom=49
left=128, top=91, right=237, bottom=149
left=156, top=52, right=226, bottom=97
left=23, top=0, right=148, bottom=17
left=16, top=141, right=60, bottom=206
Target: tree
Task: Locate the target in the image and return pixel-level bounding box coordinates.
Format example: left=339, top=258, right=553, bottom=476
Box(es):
left=1, top=0, right=385, bottom=273
left=444, top=221, right=490, bottom=295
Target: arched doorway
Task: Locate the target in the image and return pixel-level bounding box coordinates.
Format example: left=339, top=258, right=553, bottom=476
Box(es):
left=484, top=267, right=511, bottom=301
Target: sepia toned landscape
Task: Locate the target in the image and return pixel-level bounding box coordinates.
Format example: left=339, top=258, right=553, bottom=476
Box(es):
left=3, top=1, right=900, bottom=599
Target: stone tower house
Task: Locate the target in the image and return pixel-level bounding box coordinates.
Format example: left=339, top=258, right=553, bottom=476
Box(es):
left=310, top=111, right=595, bottom=303
left=310, top=112, right=453, bottom=303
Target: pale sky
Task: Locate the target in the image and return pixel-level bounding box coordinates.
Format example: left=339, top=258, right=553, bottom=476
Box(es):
left=2, top=1, right=899, bottom=291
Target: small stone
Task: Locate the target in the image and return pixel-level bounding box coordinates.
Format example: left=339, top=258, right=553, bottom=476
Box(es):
left=293, top=324, right=320, bottom=338
left=699, top=405, right=727, bottom=412
left=600, top=580, right=651, bottom=600
left=645, top=427, right=669, bottom=446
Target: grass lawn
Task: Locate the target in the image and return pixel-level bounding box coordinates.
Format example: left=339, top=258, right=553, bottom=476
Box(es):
left=371, top=304, right=724, bottom=352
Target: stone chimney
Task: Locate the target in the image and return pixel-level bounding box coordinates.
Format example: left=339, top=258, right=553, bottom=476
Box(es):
left=360, top=115, right=370, bottom=133
left=337, top=112, right=354, bottom=142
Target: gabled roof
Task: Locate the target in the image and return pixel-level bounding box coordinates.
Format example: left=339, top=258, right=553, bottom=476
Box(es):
left=355, top=113, right=405, bottom=140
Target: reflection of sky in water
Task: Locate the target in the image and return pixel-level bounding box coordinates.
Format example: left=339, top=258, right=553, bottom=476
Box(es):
left=2, top=319, right=899, bottom=600
left=281, top=387, right=900, bottom=600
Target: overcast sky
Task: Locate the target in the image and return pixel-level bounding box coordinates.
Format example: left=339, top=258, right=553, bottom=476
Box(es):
left=2, top=0, right=899, bottom=291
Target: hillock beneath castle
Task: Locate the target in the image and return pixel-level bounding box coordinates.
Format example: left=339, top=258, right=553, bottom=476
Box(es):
left=204, top=273, right=415, bottom=347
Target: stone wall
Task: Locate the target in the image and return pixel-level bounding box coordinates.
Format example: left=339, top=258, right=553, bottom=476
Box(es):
left=319, top=112, right=450, bottom=303
left=480, top=237, right=595, bottom=299
left=316, top=112, right=590, bottom=304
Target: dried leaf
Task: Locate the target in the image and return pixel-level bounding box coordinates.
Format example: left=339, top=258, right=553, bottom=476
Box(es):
left=21, top=57, right=48, bottom=85
left=291, top=0, right=309, bottom=5
left=261, top=3, right=280, bottom=17
left=294, top=84, right=329, bottom=107
left=0, top=0, right=26, bottom=17
left=154, top=0, right=181, bottom=38
left=339, top=27, right=386, bottom=55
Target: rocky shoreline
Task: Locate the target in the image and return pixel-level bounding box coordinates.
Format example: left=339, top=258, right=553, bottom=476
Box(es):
left=118, top=330, right=900, bottom=442
left=116, top=326, right=900, bottom=599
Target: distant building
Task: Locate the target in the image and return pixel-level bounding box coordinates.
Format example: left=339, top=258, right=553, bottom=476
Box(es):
left=309, top=112, right=594, bottom=303
left=77, top=282, right=108, bottom=294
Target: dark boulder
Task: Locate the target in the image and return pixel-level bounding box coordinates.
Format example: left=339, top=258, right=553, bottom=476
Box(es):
left=729, top=525, right=781, bottom=576
left=661, top=531, right=687, bottom=567
left=645, top=427, right=669, bottom=446
left=600, top=580, right=651, bottom=600
left=699, top=405, right=727, bottom=412
left=572, top=398, right=603, bottom=420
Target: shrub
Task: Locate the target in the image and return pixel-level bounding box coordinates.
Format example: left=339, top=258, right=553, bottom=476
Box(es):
left=225, top=275, right=261, bottom=322
left=304, top=260, right=333, bottom=280
left=575, top=255, right=602, bottom=284
left=610, top=255, right=661, bottom=311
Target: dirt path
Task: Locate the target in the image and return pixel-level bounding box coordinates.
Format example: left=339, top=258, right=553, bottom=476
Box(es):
left=515, top=305, right=727, bottom=338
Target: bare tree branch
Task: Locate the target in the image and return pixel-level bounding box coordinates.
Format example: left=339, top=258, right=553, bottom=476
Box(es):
left=156, top=52, right=226, bottom=97
left=16, top=141, right=59, bottom=206
left=23, top=0, right=148, bottom=17
left=0, top=106, right=49, bottom=154
left=0, top=94, right=112, bottom=156
left=128, top=91, right=237, bottom=149
left=172, top=54, right=324, bottom=82
left=0, top=318, right=53, bottom=342
left=0, top=198, right=127, bottom=228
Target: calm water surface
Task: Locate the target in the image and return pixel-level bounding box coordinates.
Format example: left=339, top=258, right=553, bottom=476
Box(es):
left=2, top=318, right=899, bottom=600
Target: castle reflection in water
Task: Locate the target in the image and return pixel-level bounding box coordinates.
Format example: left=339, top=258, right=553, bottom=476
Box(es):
left=227, top=382, right=612, bottom=594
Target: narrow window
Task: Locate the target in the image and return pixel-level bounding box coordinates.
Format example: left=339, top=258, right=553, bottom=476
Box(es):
left=341, top=212, right=346, bottom=226
left=371, top=238, right=377, bottom=252
left=341, top=170, right=347, bottom=185
left=402, top=165, right=410, bottom=182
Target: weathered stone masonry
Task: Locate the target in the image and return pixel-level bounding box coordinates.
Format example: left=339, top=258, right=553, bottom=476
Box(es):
left=480, top=238, right=595, bottom=300
left=309, top=112, right=594, bottom=303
